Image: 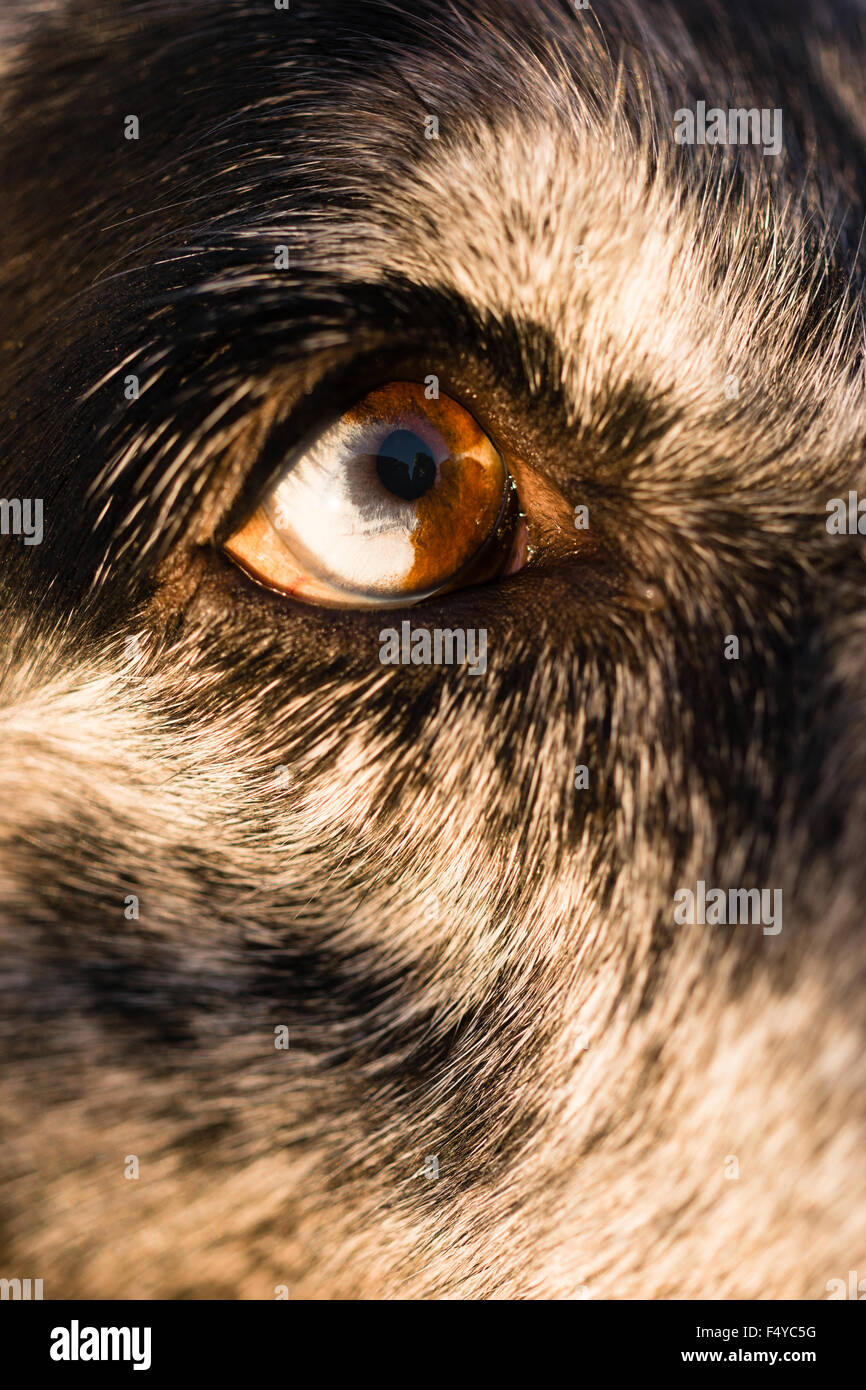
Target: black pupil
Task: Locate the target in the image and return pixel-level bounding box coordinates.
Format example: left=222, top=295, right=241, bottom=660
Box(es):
left=376, top=430, right=437, bottom=501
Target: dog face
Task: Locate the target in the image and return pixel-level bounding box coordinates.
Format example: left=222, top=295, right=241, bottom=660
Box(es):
left=0, top=0, right=865, bottom=1298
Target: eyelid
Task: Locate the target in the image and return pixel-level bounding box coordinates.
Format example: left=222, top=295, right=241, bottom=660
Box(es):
left=213, top=355, right=593, bottom=608
left=223, top=380, right=523, bottom=608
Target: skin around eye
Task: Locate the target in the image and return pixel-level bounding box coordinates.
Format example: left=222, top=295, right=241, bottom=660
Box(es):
left=223, top=382, right=513, bottom=608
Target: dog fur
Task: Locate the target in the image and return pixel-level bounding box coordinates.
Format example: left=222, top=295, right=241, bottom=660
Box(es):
left=0, top=0, right=865, bottom=1299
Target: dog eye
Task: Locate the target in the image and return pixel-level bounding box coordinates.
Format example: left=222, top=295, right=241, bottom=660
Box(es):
left=223, top=381, right=524, bottom=608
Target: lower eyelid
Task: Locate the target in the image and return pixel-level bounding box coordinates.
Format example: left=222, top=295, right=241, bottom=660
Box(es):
left=220, top=381, right=589, bottom=610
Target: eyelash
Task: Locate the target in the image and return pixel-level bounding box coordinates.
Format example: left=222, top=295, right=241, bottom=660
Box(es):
left=210, top=342, right=593, bottom=618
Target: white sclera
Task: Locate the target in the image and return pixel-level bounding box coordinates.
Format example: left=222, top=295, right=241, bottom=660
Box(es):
left=266, top=412, right=452, bottom=596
